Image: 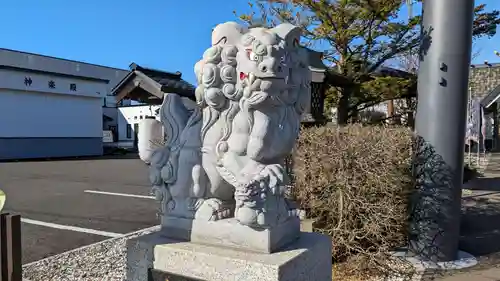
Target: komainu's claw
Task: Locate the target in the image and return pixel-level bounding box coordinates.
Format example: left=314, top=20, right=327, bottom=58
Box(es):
left=194, top=198, right=233, bottom=221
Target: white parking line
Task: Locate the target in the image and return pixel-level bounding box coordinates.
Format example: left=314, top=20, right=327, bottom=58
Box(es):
left=21, top=218, right=123, bottom=238
left=84, top=190, right=155, bottom=199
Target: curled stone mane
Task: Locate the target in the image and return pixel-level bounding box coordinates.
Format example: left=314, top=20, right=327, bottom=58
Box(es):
left=195, top=43, right=244, bottom=162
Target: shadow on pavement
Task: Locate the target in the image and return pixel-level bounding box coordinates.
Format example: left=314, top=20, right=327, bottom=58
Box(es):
left=461, top=175, right=500, bottom=257
left=430, top=177, right=500, bottom=280
left=0, top=153, right=140, bottom=163
left=465, top=176, right=500, bottom=192
left=460, top=192, right=500, bottom=257
left=421, top=177, right=500, bottom=280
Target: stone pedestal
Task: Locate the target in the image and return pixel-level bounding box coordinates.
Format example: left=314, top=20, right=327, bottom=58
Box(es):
left=126, top=230, right=332, bottom=281
left=160, top=216, right=301, bottom=254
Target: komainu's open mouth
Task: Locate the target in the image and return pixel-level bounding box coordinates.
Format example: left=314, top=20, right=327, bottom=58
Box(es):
left=240, top=72, right=286, bottom=83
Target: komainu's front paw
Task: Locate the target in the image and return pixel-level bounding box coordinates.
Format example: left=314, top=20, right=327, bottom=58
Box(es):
left=194, top=198, right=232, bottom=221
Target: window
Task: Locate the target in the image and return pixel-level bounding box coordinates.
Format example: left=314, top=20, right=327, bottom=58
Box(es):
left=103, top=97, right=107, bottom=107
left=70, top=83, right=77, bottom=91
left=126, top=124, right=132, bottom=139
left=140, top=115, right=143, bottom=119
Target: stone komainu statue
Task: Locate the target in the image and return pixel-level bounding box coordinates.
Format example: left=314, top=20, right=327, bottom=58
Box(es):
left=147, top=22, right=311, bottom=228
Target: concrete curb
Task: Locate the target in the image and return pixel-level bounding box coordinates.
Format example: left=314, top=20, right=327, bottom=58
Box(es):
left=23, top=225, right=160, bottom=267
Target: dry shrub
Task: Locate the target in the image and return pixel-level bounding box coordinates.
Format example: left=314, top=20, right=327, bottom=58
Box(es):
left=293, top=124, right=414, bottom=274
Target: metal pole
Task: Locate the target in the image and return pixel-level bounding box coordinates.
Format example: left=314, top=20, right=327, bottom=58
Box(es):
left=412, top=0, right=474, bottom=262
left=494, top=109, right=498, bottom=151
left=477, top=122, right=481, bottom=164
left=468, top=142, right=472, bottom=165
left=468, top=87, right=472, bottom=166
left=477, top=96, right=481, bottom=165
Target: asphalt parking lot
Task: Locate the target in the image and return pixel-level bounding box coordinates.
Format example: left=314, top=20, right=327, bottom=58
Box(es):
left=0, top=156, right=159, bottom=264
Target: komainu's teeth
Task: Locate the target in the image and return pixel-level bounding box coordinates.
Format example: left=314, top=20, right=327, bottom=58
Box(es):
left=248, top=73, right=256, bottom=84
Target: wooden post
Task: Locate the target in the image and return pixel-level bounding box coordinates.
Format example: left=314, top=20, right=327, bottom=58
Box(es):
left=7, top=215, right=21, bottom=281
left=0, top=213, right=22, bottom=281
left=387, top=100, right=394, bottom=124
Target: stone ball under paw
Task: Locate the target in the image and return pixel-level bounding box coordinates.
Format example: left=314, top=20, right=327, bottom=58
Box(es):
left=236, top=207, right=258, bottom=225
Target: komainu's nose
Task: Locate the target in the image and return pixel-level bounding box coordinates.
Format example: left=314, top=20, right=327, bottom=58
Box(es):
left=258, top=58, right=282, bottom=74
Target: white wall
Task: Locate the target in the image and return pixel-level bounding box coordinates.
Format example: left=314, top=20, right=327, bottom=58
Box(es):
left=0, top=68, right=106, bottom=138
left=0, top=89, right=102, bottom=138
left=117, top=105, right=161, bottom=142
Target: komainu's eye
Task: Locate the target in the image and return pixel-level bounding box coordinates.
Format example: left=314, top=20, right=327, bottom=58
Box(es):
left=247, top=50, right=260, bottom=61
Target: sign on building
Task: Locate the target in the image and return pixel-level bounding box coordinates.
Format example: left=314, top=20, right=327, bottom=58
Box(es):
left=103, top=130, right=114, bottom=143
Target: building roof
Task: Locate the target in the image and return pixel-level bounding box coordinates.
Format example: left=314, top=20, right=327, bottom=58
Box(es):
left=0, top=48, right=129, bottom=72
left=103, top=114, right=113, bottom=121
left=321, top=60, right=413, bottom=88
left=129, top=63, right=195, bottom=94
left=111, top=63, right=196, bottom=104
left=453, top=62, right=500, bottom=109
left=307, top=49, right=327, bottom=72
left=480, top=83, right=500, bottom=108
left=376, top=66, right=413, bottom=78
left=470, top=62, right=500, bottom=69
left=0, top=48, right=129, bottom=87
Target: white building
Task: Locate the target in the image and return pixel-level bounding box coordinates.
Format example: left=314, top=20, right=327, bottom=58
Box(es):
left=0, top=48, right=128, bottom=160
left=111, top=63, right=196, bottom=150
left=116, top=104, right=161, bottom=148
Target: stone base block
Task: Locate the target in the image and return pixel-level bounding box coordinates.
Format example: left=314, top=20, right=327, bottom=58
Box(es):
left=126, top=231, right=332, bottom=281
left=160, top=216, right=301, bottom=253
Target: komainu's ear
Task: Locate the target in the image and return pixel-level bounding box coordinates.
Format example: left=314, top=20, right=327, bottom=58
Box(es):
left=271, top=23, right=301, bottom=48
left=211, top=22, right=247, bottom=46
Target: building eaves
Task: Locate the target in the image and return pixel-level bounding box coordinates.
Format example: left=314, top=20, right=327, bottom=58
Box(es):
left=111, top=63, right=196, bottom=99
left=470, top=62, right=500, bottom=69
left=111, top=71, right=136, bottom=94
left=0, top=48, right=128, bottom=72
left=480, top=83, right=500, bottom=108
left=129, top=63, right=182, bottom=79
left=306, top=48, right=327, bottom=72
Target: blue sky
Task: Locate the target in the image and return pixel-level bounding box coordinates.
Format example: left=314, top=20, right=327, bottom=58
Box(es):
left=1, top=0, right=499, bottom=85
